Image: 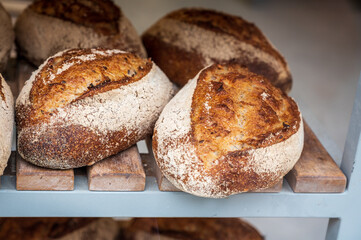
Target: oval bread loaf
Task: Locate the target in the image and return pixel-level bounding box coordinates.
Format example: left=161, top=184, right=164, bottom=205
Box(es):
left=0, top=74, right=14, bottom=175
left=16, top=48, right=174, bottom=169
left=15, top=0, right=146, bottom=66
left=124, top=218, right=263, bottom=240
left=142, top=8, right=292, bottom=93
left=0, top=3, right=14, bottom=72
left=153, top=63, right=303, bottom=198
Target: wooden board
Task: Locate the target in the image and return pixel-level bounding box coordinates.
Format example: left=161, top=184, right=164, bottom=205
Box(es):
left=87, top=145, right=146, bottom=191
left=16, top=153, right=74, bottom=191
left=285, top=122, right=347, bottom=193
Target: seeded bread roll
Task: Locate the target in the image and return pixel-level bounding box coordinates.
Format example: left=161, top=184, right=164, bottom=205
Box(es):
left=0, top=3, right=14, bottom=72
left=15, top=0, right=146, bottom=66
left=16, top=48, right=173, bottom=169
left=153, top=63, right=303, bottom=198
left=142, top=8, right=292, bottom=93
left=0, top=74, right=14, bottom=175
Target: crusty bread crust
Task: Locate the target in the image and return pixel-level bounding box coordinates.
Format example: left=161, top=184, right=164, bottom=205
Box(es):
left=17, top=48, right=173, bottom=169
left=153, top=64, right=303, bottom=198
left=0, top=3, right=14, bottom=72
left=15, top=0, right=146, bottom=66
left=30, top=0, right=121, bottom=35
left=125, top=218, right=264, bottom=240
left=0, top=75, right=14, bottom=175
left=142, top=8, right=292, bottom=92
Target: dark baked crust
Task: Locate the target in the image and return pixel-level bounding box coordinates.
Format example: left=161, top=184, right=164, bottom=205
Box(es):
left=142, top=8, right=292, bottom=92
left=0, top=78, right=4, bottom=102
left=142, top=35, right=206, bottom=86
left=15, top=2, right=146, bottom=66
left=166, top=9, right=286, bottom=66
left=30, top=0, right=120, bottom=35
left=17, top=123, right=146, bottom=169
left=0, top=218, right=119, bottom=240
left=0, top=3, right=14, bottom=72
left=124, top=218, right=263, bottom=240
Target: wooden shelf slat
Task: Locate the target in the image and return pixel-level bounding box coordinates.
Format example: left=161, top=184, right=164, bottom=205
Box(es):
left=87, top=145, right=146, bottom=191
left=16, top=153, right=74, bottom=191
left=285, top=122, right=346, bottom=193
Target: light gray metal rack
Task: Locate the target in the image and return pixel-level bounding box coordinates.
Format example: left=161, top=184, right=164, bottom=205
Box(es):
left=0, top=74, right=360, bottom=239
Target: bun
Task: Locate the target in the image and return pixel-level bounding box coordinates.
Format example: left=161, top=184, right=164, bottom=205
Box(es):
left=142, top=8, right=292, bottom=92
left=153, top=63, right=303, bottom=198
left=15, top=0, right=146, bottom=66
left=16, top=48, right=173, bottom=169
left=0, top=3, right=14, bottom=72
left=0, top=74, right=14, bottom=175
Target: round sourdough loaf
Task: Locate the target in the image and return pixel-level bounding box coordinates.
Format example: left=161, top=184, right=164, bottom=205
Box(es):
left=153, top=63, right=303, bottom=198
left=0, top=74, right=14, bottom=175
left=15, top=0, right=146, bottom=66
left=142, top=8, right=292, bottom=93
left=0, top=3, right=14, bottom=72
left=16, top=48, right=174, bottom=169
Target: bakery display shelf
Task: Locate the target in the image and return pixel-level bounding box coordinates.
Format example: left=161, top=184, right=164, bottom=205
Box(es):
left=1, top=59, right=361, bottom=239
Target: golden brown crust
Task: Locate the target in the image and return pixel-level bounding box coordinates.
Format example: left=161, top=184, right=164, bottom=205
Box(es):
left=30, top=0, right=120, bottom=35
left=125, top=218, right=263, bottom=240
left=191, top=64, right=299, bottom=168
left=165, top=8, right=286, bottom=67
left=17, top=48, right=151, bottom=129
left=16, top=48, right=174, bottom=169
left=152, top=63, right=303, bottom=197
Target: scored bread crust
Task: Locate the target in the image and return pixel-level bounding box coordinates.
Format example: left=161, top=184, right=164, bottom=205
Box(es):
left=0, top=75, right=14, bottom=175
left=15, top=0, right=146, bottom=66
left=16, top=48, right=173, bottom=169
left=153, top=64, right=303, bottom=198
left=0, top=3, right=14, bottom=72
left=142, top=8, right=292, bottom=93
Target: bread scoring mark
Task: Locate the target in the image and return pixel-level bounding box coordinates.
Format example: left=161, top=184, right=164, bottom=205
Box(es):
left=191, top=64, right=300, bottom=169
left=19, top=48, right=152, bottom=127
left=0, top=77, right=4, bottom=102
left=30, top=0, right=121, bottom=35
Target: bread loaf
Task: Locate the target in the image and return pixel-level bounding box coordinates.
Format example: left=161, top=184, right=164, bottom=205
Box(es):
left=15, top=0, right=146, bottom=66
left=142, top=8, right=292, bottom=93
left=0, top=3, right=14, bottom=72
left=0, top=74, right=14, bottom=175
left=16, top=48, right=173, bottom=169
left=153, top=63, right=303, bottom=198
left=124, top=218, right=263, bottom=240
left=0, top=218, right=120, bottom=240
